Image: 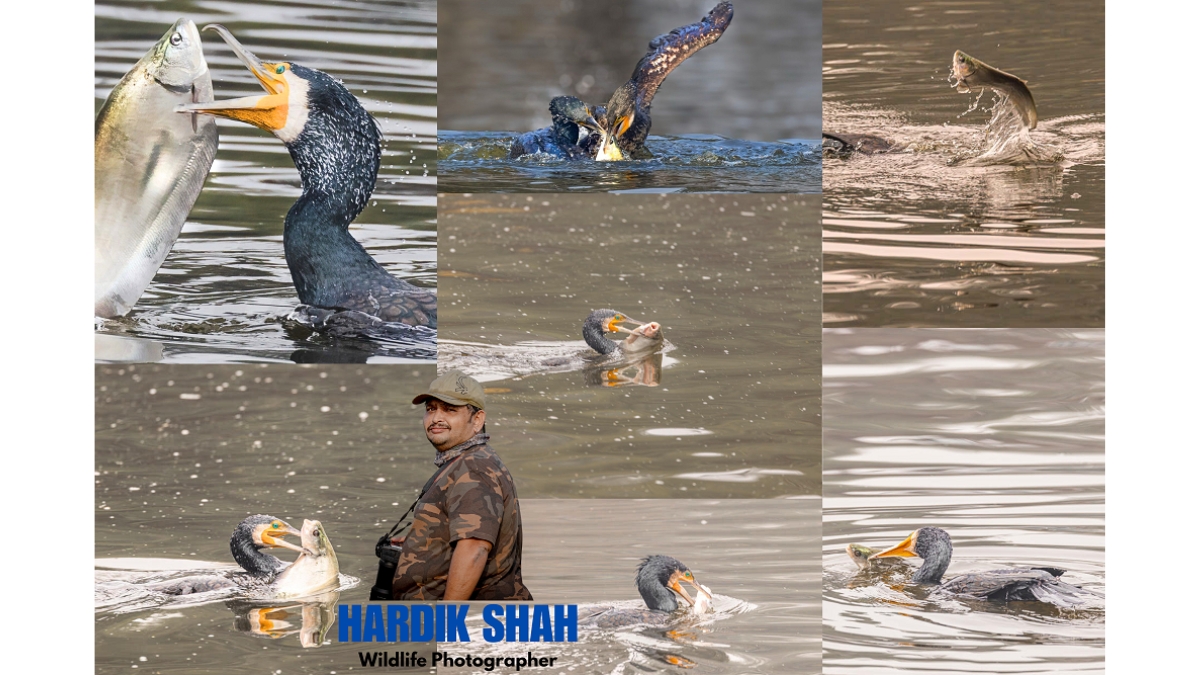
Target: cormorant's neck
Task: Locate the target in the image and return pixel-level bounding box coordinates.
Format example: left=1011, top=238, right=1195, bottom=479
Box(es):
left=231, top=539, right=287, bottom=578
left=284, top=197, right=393, bottom=307
left=638, top=578, right=679, bottom=613
left=583, top=321, right=619, bottom=355
left=914, top=546, right=952, bottom=584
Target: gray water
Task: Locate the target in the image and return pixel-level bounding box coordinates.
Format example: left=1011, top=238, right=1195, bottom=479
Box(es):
left=437, top=0, right=822, bottom=193
left=822, top=0, right=1104, bottom=326
left=96, top=365, right=818, bottom=674
left=94, top=0, right=437, bottom=363
left=822, top=328, right=1105, bottom=673
left=437, top=194, right=822, bottom=498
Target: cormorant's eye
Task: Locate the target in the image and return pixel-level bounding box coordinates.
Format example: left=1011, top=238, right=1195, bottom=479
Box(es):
left=170, top=33, right=183, bottom=46
left=272, top=522, right=280, bottom=529
left=276, top=65, right=286, bottom=74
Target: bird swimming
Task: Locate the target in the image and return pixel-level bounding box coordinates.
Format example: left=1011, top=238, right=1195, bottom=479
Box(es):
left=147, top=515, right=341, bottom=599
left=582, top=555, right=709, bottom=629
left=179, top=25, right=436, bottom=328
left=870, top=527, right=1098, bottom=608
left=510, top=1, right=734, bottom=161
left=509, top=96, right=604, bottom=159
left=582, top=309, right=663, bottom=356
left=95, top=19, right=218, bottom=318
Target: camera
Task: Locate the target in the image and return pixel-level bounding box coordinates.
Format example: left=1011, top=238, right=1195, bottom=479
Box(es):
left=369, top=534, right=404, bottom=601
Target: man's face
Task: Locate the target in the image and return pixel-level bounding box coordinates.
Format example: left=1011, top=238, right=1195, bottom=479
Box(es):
left=424, top=399, right=484, bottom=451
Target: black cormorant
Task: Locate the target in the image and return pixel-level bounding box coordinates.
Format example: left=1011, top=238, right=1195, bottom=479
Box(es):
left=582, top=555, right=708, bottom=629
left=595, top=1, right=734, bottom=160
left=509, top=96, right=604, bottom=159
left=180, top=25, right=436, bottom=328
left=582, top=309, right=663, bottom=356
left=147, top=514, right=303, bottom=595
left=871, top=527, right=1098, bottom=607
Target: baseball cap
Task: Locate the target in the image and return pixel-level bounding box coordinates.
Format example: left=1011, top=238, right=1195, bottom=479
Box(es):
left=412, top=370, right=486, bottom=410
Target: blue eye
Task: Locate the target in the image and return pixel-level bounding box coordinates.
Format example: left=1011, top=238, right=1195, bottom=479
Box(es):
left=276, top=65, right=285, bottom=74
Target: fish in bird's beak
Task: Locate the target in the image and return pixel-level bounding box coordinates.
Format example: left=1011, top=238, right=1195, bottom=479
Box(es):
left=177, top=24, right=297, bottom=135
left=260, top=520, right=305, bottom=554
left=595, top=127, right=628, bottom=161
left=606, top=313, right=646, bottom=334
left=870, top=531, right=919, bottom=559
left=668, top=569, right=704, bottom=607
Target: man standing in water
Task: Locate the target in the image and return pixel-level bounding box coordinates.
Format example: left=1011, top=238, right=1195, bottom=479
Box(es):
left=392, top=370, right=532, bottom=600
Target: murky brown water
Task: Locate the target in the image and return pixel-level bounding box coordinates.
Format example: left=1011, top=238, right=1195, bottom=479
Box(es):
left=94, top=0, right=436, bottom=362
left=96, top=365, right=818, bottom=674
left=437, top=194, right=822, bottom=498
left=823, top=0, right=1104, bottom=326
left=822, top=329, right=1104, bottom=673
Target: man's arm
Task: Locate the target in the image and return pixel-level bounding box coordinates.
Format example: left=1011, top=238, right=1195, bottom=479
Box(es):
left=444, top=537, right=492, bottom=600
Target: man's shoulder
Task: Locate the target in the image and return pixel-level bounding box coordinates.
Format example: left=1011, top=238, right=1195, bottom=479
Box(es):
left=446, top=444, right=514, bottom=490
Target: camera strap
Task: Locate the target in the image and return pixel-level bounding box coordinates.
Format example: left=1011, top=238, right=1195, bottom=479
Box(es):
left=381, top=453, right=465, bottom=543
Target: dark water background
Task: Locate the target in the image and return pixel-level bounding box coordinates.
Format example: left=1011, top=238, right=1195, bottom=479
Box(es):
left=96, top=365, right=818, bottom=674
left=437, top=194, right=822, bottom=498
left=822, top=329, right=1104, bottom=673
left=94, top=0, right=437, bottom=363
left=823, top=0, right=1104, bottom=326
left=438, top=0, right=821, bottom=192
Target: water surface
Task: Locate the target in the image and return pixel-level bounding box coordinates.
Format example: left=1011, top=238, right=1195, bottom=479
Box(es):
left=438, top=0, right=821, bottom=193
left=438, top=194, right=822, bottom=498
left=823, top=0, right=1104, bottom=326
left=94, top=0, right=437, bottom=362
left=822, top=328, right=1104, bottom=673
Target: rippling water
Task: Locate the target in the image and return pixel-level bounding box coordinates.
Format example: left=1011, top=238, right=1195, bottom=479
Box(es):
left=437, top=0, right=822, bottom=193
left=96, top=365, right=818, bottom=674
left=822, top=328, right=1105, bottom=673
left=823, top=0, right=1104, bottom=326
left=94, top=0, right=437, bottom=362
left=439, top=132, right=821, bottom=193
left=437, top=194, right=822, bottom=498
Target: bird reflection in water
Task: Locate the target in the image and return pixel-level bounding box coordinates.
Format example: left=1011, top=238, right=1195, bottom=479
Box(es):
left=227, top=591, right=340, bottom=648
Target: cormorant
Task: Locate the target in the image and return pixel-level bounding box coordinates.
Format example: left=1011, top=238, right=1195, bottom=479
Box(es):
left=509, top=96, right=604, bottom=159
left=147, top=514, right=303, bottom=595
left=180, top=25, right=436, bottom=328
left=871, top=527, right=1099, bottom=607
left=508, top=2, right=734, bottom=161
left=582, top=555, right=709, bottom=629
left=582, top=309, right=663, bottom=356
left=596, top=1, right=735, bottom=161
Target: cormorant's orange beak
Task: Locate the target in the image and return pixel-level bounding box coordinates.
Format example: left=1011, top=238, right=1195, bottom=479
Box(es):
left=870, top=531, right=918, bottom=559
left=607, top=314, right=645, bottom=334
left=261, top=522, right=305, bottom=553
left=668, top=571, right=703, bottom=607
left=177, top=24, right=291, bottom=132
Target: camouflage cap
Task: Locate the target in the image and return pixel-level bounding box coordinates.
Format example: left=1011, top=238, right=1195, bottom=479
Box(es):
left=412, top=370, right=486, bottom=410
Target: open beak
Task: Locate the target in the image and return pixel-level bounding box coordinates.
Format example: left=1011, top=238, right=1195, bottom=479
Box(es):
left=869, top=531, right=918, bottom=559
left=669, top=576, right=704, bottom=607
left=176, top=24, right=291, bottom=132
left=263, top=523, right=305, bottom=554
left=607, top=315, right=645, bottom=334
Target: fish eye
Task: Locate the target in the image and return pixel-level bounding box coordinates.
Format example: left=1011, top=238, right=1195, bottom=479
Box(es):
left=170, top=33, right=183, bottom=46
left=276, top=65, right=286, bottom=74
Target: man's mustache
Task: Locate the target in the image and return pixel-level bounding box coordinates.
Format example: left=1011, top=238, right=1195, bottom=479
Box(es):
left=427, top=423, right=451, bottom=432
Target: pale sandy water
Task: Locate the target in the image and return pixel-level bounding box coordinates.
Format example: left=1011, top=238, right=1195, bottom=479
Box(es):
left=94, top=0, right=436, bottom=362
left=822, top=0, right=1104, bottom=326
left=437, top=194, right=822, bottom=498
left=438, top=0, right=821, bottom=193
left=96, top=364, right=818, bottom=674
left=822, top=328, right=1104, bottom=673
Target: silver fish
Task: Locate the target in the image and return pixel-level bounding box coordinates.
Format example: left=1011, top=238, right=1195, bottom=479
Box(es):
left=94, top=19, right=218, bottom=318
left=951, top=50, right=1038, bottom=130
left=272, top=519, right=340, bottom=598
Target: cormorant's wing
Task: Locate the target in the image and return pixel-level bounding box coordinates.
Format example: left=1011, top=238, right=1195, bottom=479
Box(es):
left=627, top=1, right=734, bottom=109
left=938, top=568, right=1100, bottom=608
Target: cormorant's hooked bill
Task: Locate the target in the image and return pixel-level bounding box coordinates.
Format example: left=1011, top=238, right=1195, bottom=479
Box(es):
left=176, top=24, right=293, bottom=133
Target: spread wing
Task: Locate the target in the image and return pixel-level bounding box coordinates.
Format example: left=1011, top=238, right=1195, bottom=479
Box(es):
left=628, top=1, right=734, bottom=109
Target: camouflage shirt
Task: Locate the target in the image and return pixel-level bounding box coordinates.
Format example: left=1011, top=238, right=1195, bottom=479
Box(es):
left=392, top=435, right=532, bottom=600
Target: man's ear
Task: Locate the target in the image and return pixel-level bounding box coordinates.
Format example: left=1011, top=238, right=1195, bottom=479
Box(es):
left=473, top=409, right=487, bottom=431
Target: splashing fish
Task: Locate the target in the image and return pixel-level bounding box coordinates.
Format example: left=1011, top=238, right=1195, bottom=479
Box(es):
left=951, top=50, right=1038, bottom=130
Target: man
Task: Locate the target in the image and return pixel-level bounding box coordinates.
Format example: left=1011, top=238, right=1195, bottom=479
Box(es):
left=391, top=370, right=532, bottom=600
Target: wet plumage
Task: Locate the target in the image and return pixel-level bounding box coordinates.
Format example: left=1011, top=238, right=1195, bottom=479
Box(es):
left=581, top=309, right=663, bottom=356
left=147, top=515, right=303, bottom=595
left=181, top=25, right=435, bottom=328
left=581, top=555, right=706, bottom=629
left=871, top=527, right=1099, bottom=608
left=509, top=96, right=603, bottom=159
